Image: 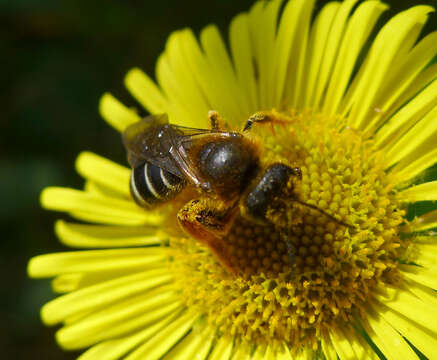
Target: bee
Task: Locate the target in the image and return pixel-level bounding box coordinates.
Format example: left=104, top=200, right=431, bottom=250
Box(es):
left=123, top=111, right=347, bottom=274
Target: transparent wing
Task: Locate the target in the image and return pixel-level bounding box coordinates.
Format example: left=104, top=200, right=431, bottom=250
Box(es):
left=122, top=114, right=220, bottom=179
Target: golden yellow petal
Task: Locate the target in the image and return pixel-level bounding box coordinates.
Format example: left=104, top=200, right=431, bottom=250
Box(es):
left=312, top=0, right=358, bottom=110
left=99, top=93, right=141, bottom=132
left=365, top=31, right=437, bottom=133
left=304, top=1, right=340, bottom=109
left=373, top=300, right=437, bottom=360
left=28, top=247, right=167, bottom=278
left=345, top=6, right=434, bottom=129
left=164, top=325, right=214, bottom=360
left=322, top=1, right=388, bottom=115
left=125, top=67, right=169, bottom=114
left=54, top=220, right=164, bottom=248
left=124, top=311, right=198, bottom=360
left=399, top=180, right=437, bottom=202
left=57, top=287, right=180, bottom=349
left=76, top=152, right=130, bottom=198
left=41, top=187, right=162, bottom=226
left=207, top=336, right=233, bottom=360
left=77, top=309, right=182, bottom=360
left=229, top=13, right=258, bottom=113
left=367, top=308, right=419, bottom=360
left=41, top=268, right=173, bottom=325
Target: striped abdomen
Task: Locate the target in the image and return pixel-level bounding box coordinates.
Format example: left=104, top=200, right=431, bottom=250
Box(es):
left=130, top=162, right=185, bottom=208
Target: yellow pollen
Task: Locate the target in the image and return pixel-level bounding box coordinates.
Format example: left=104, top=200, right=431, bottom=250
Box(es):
left=169, top=110, right=407, bottom=351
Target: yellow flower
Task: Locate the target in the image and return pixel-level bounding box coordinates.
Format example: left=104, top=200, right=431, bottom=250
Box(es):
left=28, top=0, right=437, bottom=359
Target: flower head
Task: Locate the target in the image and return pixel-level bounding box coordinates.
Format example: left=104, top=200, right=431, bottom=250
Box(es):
left=29, top=0, right=437, bottom=359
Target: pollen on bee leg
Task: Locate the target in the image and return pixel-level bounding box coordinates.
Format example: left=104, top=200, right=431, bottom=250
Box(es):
left=177, top=198, right=239, bottom=274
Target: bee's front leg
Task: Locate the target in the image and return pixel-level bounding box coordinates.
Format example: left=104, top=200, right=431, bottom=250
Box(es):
left=177, top=198, right=239, bottom=275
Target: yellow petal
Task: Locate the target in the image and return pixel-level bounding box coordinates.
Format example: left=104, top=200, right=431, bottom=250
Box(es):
left=248, top=0, right=282, bottom=110
left=40, top=187, right=162, bottom=226
left=275, top=344, right=293, bottom=360
left=366, top=308, right=419, bottom=360
left=347, top=328, right=379, bottom=360
left=409, top=243, right=437, bottom=268
left=332, top=325, right=378, bottom=359
left=76, top=152, right=130, bottom=198
left=365, top=31, right=437, bottom=133
left=373, top=300, right=437, bottom=360
left=77, top=309, right=182, bottom=360
left=51, top=269, right=154, bottom=294
left=155, top=53, right=198, bottom=127
left=200, top=25, right=246, bottom=123
left=377, top=62, right=437, bottom=127
left=51, top=273, right=83, bottom=293
left=384, top=105, right=437, bottom=167
left=312, top=0, right=358, bottom=110
left=84, top=180, right=126, bottom=200
left=410, top=209, right=437, bottom=231
left=322, top=1, right=388, bottom=115
left=99, top=93, right=141, bottom=132
left=252, top=344, right=266, bottom=360
left=329, top=326, right=358, bottom=360
left=281, top=0, right=315, bottom=109
left=400, top=264, right=437, bottom=290
left=304, top=1, right=340, bottom=109
left=57, top=285, right=179, bottom=349
left=164, top=324, right=214, bottom=360
left=124, top=67, right=169, bottom=114
left=54, top=220, right=163, bottom=248
left=28, top=248, right=167, bottom=278
left=405, top=279, right=437, bottom=308
left=391, top=148, right=437, bottom=187
left=228, top=340, right=251, bottom=360
left=375, top=80, right=437, bottom=151
left=41, top=268, right=173, bottom=325
left=208, top=335, right=233, bottom=360
left=229, top=13, right=258, bottom=113
left=124, top=311, right=198, bottom=360
left=164, top=31, right=212, bottom=124
left=321, top=335, right=339, bottom=360
left=345, top=6, right=434, bottom=129
left=398, top=180, right=437, bottom=202
left=376, top=284, right=437, bottom=332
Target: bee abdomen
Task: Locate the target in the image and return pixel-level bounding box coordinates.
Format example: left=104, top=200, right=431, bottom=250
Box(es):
left=130, top=162, right=184, bottom=208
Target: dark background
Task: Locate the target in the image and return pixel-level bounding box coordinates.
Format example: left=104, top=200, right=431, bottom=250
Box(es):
left=1, top=0, right=436, bottom=359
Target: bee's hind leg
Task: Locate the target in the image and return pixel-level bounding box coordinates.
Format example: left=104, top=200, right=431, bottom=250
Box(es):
left=177, top=198, right=239, bottom=275
left=208, top=111, right=227, bottom=131
left=280, top=230, right=295, bottom=267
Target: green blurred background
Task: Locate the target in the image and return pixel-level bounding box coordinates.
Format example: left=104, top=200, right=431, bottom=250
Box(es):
left=1, top=0, right=436, bottom=359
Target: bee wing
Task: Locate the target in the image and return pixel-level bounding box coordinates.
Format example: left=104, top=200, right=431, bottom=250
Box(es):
left=122, top=114, right=181, bottom=175
left=122, top=115, right=220, bottom=181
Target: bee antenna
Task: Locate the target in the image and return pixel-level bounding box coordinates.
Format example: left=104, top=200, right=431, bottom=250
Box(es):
left=293, top=199, right=353, bottom=229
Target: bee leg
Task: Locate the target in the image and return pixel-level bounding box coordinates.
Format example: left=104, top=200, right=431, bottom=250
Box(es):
left=280, top=231, right=295, bottom=267
left=243, top=113, right=269, bottom=132
left=243, top=111, right=293, bottom=132
left=177, top=199, right=239, bottom=275
left=208, top=110, right=227, bottom=131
